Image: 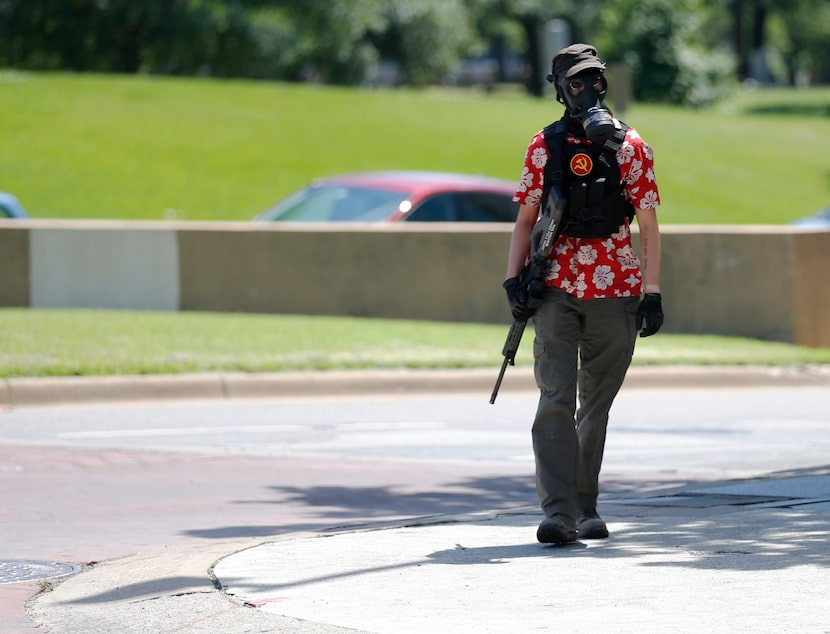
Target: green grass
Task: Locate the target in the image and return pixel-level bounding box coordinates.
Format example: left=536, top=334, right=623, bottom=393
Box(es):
left=1, top=309, right=828, bottom=379
left=1, top=71, right=828, bottom=224
left=3, top=75, right=828, bottom=379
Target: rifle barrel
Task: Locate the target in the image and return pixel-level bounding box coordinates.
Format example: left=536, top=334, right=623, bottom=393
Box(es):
left=489, top=356, right=511, bottom=404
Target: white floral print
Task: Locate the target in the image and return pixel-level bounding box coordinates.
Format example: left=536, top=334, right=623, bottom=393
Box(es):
left=577, top=245, right=598, bottom=265
left=531, top=146, right=548, bottom=169
left=616, top=245, right=640, bottom=270
left=518, top=166, right=533, bottom=192
left=526, top=188, right=543, bottom=208
left=640, top=190, right=659, bottom=209
left=625, top=273, right=641, bottom=287
left=593, top=265, right=615, bottom=290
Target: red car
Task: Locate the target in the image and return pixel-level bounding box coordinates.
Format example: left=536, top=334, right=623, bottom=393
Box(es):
left=254, top=171, right=519, bottom=223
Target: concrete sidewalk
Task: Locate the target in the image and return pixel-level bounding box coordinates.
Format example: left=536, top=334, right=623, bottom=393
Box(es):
left=27, top=471, right=830, bottom=633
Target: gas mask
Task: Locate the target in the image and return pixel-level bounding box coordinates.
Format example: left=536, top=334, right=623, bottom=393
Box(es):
left=555, top=71, right=620, bottom=145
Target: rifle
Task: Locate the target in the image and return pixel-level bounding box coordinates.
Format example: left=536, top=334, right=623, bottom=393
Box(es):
left=489, top=185, right=566, bottom=404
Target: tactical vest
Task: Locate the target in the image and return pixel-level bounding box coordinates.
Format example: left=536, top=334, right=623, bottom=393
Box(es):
left=542, top=119, right=635, bottom=239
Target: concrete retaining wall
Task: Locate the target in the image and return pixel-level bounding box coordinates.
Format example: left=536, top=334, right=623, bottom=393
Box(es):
left=2, top=219, right=828, bottom=347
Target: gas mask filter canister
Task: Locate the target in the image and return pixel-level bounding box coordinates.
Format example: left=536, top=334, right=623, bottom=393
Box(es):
left=581, top=106, right=620, bottom=144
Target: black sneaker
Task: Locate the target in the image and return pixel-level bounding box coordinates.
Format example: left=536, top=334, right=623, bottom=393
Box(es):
left=577, top=509, right=609, bottom=539
left=537, top=514, right=577, bottom=544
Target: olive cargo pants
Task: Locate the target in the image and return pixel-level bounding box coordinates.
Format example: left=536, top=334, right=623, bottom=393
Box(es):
left=531, top=287, right=640, bottom=521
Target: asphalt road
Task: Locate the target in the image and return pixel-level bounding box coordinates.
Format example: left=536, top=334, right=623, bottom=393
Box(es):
left=1, top=380, right=829, bottom=630
left=3, top=385, right=830, bottom=558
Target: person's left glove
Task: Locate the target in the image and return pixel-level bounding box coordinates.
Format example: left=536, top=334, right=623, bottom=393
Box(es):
left=503, top=277, right=537, bottom=321
left=636, top=292, right=664, bottom=337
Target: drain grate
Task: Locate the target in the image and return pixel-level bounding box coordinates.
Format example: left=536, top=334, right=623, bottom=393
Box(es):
left=0, top=559, right=81, bottom=585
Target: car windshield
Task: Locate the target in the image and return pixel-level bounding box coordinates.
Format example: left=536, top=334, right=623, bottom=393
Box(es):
left=259, top=184, right=409, bottom=222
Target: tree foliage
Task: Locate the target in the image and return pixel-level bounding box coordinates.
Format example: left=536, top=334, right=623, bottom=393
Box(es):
left=596, top=0, right=736, bottom=106
left=0, top=0, right=826, bottom=105
left=0, top=0, right=257, bottom=76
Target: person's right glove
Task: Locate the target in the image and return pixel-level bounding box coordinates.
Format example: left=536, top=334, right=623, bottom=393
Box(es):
left=636, top=292, right=664, bottom=337
left=503, top=277, right=537, bottom=322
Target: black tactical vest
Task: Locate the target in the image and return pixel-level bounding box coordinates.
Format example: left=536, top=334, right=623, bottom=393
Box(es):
left=542, top=119, right=635, bottom=239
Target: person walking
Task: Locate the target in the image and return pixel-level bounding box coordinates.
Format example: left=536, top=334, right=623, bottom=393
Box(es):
left=503, top=43, right=664, bottom=544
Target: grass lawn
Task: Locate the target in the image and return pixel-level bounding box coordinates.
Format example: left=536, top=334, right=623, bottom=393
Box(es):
left=1, top=71, right=829, bottom=224
left=2, top=75, right=829, bottom=380
left=1, top=309, right=829, bottom=379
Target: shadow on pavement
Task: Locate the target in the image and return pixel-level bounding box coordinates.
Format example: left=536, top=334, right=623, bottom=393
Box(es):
left=182, top=474, right=538, bottom=539
left=49, top=576, right=213, bottom=605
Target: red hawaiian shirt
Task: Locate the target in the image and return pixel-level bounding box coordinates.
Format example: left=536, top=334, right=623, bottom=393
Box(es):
left=513, top=125, right=660, bottom=299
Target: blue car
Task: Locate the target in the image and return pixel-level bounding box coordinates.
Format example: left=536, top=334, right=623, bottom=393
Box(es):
left=0, top=193, right=29, bottom=219
left=789, top=207, right=830, bottom=228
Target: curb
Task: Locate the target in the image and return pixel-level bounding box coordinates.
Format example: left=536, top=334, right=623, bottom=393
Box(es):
left=2, top=365, right=829, bottom=408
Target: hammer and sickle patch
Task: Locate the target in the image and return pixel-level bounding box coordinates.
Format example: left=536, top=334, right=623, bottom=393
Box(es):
left=570, top=153, right=593, bottom=176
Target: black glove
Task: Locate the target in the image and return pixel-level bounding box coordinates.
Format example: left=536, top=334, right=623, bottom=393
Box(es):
left=503, top=277, right=537, bottom=322
left=636, top=292, right=664, bottom=337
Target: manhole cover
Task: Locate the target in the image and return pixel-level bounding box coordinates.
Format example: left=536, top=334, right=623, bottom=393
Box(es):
left=0, top=560, right=81, bottom=585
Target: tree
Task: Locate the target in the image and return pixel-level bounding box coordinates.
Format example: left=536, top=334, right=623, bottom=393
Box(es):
left=1, top=0, right=825, bottom=90
left=377, top=0, right=481, bottom=86
left=718, top=0, right=829, bottom=85
left=777, top=0, right=830, bottom=84
left=474, top=0, right=605, bottom=96
left=728, top=0, right=773, bottom=81
left=596, top=0, right=735, bottom=107
left=242, top=0, right=482, bottom=86
left=0, top=0, right=240, bottom=75
left=253, top=0, right=387, bottom=84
